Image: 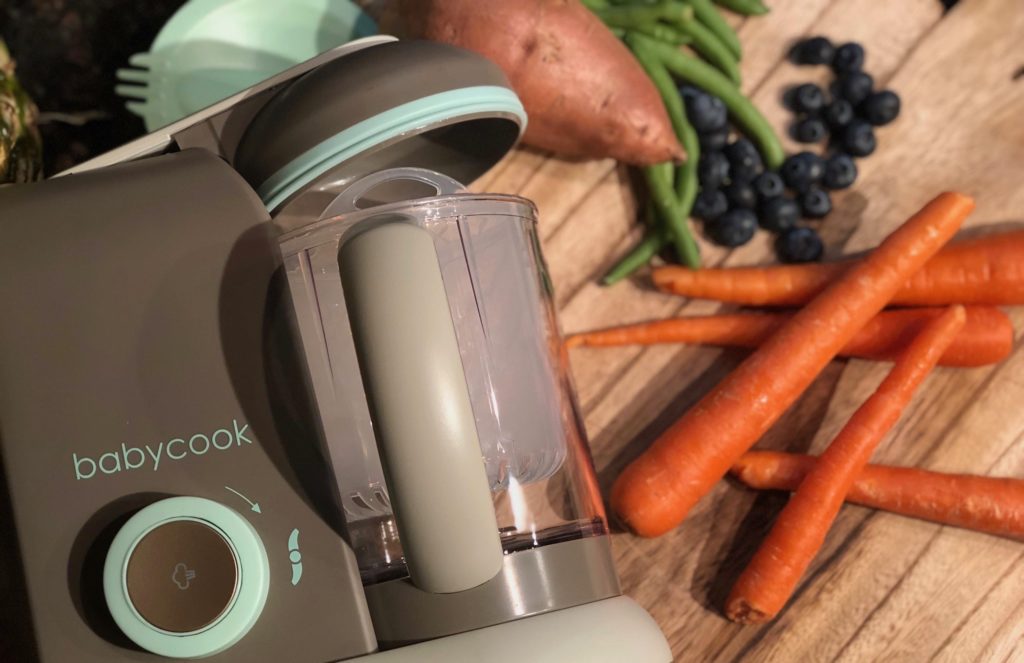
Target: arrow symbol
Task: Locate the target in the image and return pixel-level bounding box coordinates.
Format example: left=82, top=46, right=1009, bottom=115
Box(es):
left=224, top=486, right=262, bottom=513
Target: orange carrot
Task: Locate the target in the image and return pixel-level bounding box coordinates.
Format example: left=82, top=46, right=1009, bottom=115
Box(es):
left=566, top=306, right=1012, bottom=367
left=731, top=451, right=1024, bottom=541
left=611, top=192, right=974, bottom=538
left=652, top=229, right=1024, bottom=306
left=725, top=306, right=966, bottom=624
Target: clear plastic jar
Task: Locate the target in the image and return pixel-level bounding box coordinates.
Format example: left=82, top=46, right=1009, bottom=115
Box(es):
left=279, top=169, right=606, bottom=584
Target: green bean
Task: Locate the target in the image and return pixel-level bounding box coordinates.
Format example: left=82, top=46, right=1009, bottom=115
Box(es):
left=644, top=164, right=699, bottom=268
left=688, top=0, right=742, bottom=60
left=675, top=159, right=699, bottom=229
left=672, top=14, right=742, bottom=86
left=595, top=4, right=693, bottom=45
left=671, top=111, right=700, bottom=237
left=596, top=2, right=702, bottom=32
left=631, top=39, right=701, bottom=269
left=601, top=169, right=680, bottom=285
left=602, top=229, right=668, bottom=285
left=663, top=59, right=701, bottom=212
left=653, top=161, right=674, bottom=188
left=602, top=141, right=700, bottom=284
left=594, top=3, right=666, bottom=26
left=602, top=198, right=657, bottom=285
left=636, top=22, right=692, bottom=45
left=637, top=35, right=701, bottom=267
left=632, top=33, right=784, bottom=169
left=628, top=36, right=699, bottom=213
left=604, top=171, right=673, bottom=285
left=714, top=0, right=769, bottom=16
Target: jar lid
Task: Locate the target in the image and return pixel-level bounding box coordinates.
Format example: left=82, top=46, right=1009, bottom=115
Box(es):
left=233, top=40, right=526, bottom=213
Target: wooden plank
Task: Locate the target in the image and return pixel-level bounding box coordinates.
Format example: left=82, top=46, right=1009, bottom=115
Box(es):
left=931, top=552, right=1024, bottom=662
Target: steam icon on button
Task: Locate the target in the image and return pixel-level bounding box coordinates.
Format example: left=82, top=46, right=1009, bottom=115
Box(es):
left=172, top=562, right=196, bottom=590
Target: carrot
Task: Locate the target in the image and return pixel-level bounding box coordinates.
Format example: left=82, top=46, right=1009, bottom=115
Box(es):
left=726, top=306, right=966, bottom=624
left=652, top=229, right=1024, bottom=306
left=731, top=451, right=1024, bottom=541
left=565, top=306, right=1013, bottom=367
left=400, top=0, right=685, bottom=165
left=610, top=192, right=974, bottom=538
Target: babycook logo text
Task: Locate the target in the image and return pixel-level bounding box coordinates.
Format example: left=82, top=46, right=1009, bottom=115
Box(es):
left=73, top=419, right=253, bottom=480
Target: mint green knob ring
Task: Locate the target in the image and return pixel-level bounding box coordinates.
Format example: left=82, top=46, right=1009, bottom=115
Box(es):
left=103, top=496, right=269, bottom=659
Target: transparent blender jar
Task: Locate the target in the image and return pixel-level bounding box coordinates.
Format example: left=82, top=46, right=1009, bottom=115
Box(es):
left=279, top=169, right=606, bottom=585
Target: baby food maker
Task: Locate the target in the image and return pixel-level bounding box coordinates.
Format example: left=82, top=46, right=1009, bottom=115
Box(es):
left=0, top=38, right=671, bottom=661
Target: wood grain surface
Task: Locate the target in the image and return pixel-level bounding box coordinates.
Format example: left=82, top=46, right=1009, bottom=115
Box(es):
left=474, top=0, right=1024, bottom=660
left=1, top=1, right=1022, bottom=662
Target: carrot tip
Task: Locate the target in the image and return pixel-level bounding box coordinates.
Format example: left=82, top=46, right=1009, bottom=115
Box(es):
left=726, top=599, right=771, bottom=625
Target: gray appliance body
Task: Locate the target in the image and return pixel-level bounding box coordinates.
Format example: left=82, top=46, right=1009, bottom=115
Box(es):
left=0, top=40, right=624, bottom=663
left=0, top=149, right=377, bottom=662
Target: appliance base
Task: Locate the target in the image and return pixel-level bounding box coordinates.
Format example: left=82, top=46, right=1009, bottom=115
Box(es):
left=363, top=596, right=672, bottom=662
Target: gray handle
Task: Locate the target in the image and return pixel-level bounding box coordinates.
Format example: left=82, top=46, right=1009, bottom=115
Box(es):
left=339, top=221, right=502, bottom=594
left=320, top=168, right=465, bottom=220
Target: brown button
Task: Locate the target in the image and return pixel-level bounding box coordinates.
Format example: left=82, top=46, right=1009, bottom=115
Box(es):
left=126, top=519, right=238, bottom=634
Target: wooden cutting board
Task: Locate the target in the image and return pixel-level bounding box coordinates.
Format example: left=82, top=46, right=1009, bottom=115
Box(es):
left=471, top=0, right=1024, bottom=659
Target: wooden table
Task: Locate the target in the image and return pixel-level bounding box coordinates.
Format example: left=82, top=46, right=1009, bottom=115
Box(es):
left=473, top=0, right=1024, bottom=659
left=1, top=1, right=1022, bottom=661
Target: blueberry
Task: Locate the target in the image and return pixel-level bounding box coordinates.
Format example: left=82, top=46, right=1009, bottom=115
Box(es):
left=693, top=188, right=729, bottom=221
left=799, top=187, right=832, bottom=218
left=822, top=98, right=854, bottom=129
left=724, top=180, right=758, bottom=210
left=686, top=92, right=729, bottom=133
left=793, top=117, right=827, bottom=143
left=679, top=84, right=702, bottom=101
left=835, top=71, right=874, bottom=106
left=822, top=153, right=858, bottom=190
left=776, top=227, right=824, bottom=263
left=752, top=171, right=785, bottom=201
left=698, top=151, right=731, bottom=189
left=832, top=42, right=865, bottom=74
left=842, top=120, right=876, bottom=157
left=860, top=90, right=901, bottom=126
left=724, top=138, right=764, bottom=181
left=790, top=83, right=825, bottom=113
left=699, top=127, right=730, bottom=152
left=759, top=196, right=801, bottom=232
left=805, top=154, right=826, bottom=181
left=780, top=151, right=825, bottom=191
left=790, top=36, right=835, bottom=66
left=706, top=209, right=757, bottom=247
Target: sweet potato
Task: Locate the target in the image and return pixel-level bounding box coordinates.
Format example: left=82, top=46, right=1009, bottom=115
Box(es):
left=399, top=0, right=685, bottom=165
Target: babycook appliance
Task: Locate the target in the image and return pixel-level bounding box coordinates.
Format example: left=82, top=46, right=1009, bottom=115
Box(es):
left=0, top=38, right=671, bottom=661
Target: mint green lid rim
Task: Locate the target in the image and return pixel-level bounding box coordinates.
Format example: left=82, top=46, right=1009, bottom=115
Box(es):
left=103, top=497, right=270, bottom=659
left=256, top=85, right=526, bottom=212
